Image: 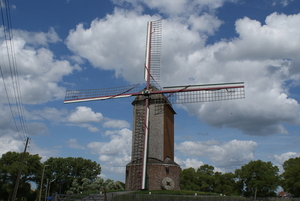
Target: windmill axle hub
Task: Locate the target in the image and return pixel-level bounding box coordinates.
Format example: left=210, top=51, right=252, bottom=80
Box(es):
left=143, top=90, right=151, bottom=96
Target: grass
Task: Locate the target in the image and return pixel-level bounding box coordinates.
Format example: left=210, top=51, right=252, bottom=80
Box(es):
left=132, top=190, right=219, bottom=196
left=111, top=190, right=231, bottom=201
left=112, top=193, right=247, bottom=201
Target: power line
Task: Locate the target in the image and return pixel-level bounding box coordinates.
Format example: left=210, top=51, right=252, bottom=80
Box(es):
left=0, top=0, right=29, bottom=141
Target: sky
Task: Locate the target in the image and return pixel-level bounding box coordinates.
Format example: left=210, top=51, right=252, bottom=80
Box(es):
left=1, top=0, right=300, bottom=184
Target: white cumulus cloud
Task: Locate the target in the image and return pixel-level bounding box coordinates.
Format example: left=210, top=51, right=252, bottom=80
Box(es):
left=272, top=152, right=300, bottom=164
left=87, top=128, right=132, bottom=175
left=68, top=106, right=104, bottom=123
left=176, top=139, right=257, bottom=170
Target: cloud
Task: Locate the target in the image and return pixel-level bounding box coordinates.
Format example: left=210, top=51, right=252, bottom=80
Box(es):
left=103, top=119, right=130, bottom=128
left=272, top=152, right=300, bottom=164
left=0, top=106, right=16, bottom=134
left=66, top=8, right=157, bottom=83
left=111, top=0, right=238, bottom=17
left=0, top=32, right=80, bottom=104
left=69, top=123, right=100, bottom=132
left=176, top=139, right=257, bottom=170
left=272, top=0, right=295, bottom=6
left=0, top=104, right=48, bottom=138
left=88, top=128, right=132, bottom=156
left=27, top=140, right=60, bottom=162
left=13, top=27, right=62, bottom=46
left=0, top=135, right=59, bottom=162
left=181, top=12, right=300, bottom=136
left=66, top=139, right=85, bottom=149
left=188, top=13, right=222, bottom=35
left=88, top=126, right=100, bottom=132
left=175, top=157, right=204, bottom=169
left=26, top=122, right=48, bottom=136
left=87, top=128, right=132, bottom=175
left=0, top=135, right=23, bottom=154
left=65, top=106, right=130, bottom=132
left=175, top=157, right=224, bottom=172
left=31, top=107, right=69, bottom=122
left=68, top=106, right=104, bottom=123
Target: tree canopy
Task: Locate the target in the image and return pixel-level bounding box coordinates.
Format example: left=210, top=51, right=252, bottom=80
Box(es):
left=44, top=157, right=101, bottom=194
left=235, top=160, right=279, bottom=198
left=0, top=152, right=104, bottom=200
left=196, top=164, right=215, bottom=192
left=180, top=167, right=199, bottom=190
left=0, top=151, right=42, bottom=201
left=281, top=157, right=300, bottom=197
left=180, top=161, right=280, bottom=197
left=67, top=177, right=125, bottom=194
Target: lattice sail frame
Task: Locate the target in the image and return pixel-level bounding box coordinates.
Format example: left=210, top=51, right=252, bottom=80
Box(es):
left=64, top=20, right=245, bottom=190
left=64, top=82, right=245, bottom=104
left=162, top=82, right=245, bottom=104
left=144, top=20, right=162, bottom=89
left=65, top=84, right=141, bottom=103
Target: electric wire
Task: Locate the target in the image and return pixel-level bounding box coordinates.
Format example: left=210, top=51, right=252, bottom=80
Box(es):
left=0, top=0, right=30, bottom=142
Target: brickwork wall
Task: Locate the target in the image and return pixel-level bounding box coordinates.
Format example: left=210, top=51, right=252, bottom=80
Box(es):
left=148, top=102, right=164, bottom=161
left=125, top=161, right=181, bottom=190
left=125, top=162, right=142, bottom=190
left=147, top=163, right=180, bottom=190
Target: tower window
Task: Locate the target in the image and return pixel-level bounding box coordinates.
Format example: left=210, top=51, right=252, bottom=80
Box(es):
left=165, top=166, right=169, bottom=174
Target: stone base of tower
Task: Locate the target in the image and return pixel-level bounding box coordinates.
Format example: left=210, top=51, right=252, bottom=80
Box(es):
left=125, top=157, right=180, bottom=191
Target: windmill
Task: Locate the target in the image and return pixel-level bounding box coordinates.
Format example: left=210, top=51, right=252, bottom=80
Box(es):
left=64, top=20, right=245, bottom=190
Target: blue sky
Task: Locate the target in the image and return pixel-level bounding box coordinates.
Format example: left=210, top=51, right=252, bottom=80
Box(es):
left=1, top=0, right=300, bottom=184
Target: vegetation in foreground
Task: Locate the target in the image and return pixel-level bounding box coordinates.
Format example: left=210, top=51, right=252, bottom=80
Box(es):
left=1, top=151, right=300, bottom=200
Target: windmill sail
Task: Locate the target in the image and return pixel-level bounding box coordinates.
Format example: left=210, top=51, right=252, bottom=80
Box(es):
left=161, top=82, right=245, bottom=104
left=144, top=20, right=162, bottom=89
left=64, top=84, right=141, bottom=104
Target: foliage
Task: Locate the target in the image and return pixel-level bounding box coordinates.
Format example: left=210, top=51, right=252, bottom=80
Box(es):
left=66, top=177, right=125, bottom=194
left=0, top=151, right=42, bottom=201
left=180, top=162, right=281, bottom=197
left=213, top=172, right=239, bottom=196
left=180, top=167, right=200, bottom=190
left=196, top=164, right=215, bottom=192
left=43, top=157, right=101, bottom=194
left=281, top=157, right=300, bottom=197
left=0, top=152, right=292, bottom=200
left=235, top=160, right=279, bottom=198
left=180, top=165, right=238, bottom=196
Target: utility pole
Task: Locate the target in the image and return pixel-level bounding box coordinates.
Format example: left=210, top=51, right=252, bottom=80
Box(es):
left=39, top=164, right=49, bottom=201
left=11, top=137, right=30, bottom=201
left=45, top=179, right=49, bottom=201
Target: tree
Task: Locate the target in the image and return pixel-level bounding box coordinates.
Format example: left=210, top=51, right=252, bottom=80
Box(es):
left=67, top=177, right=125, bottom=194
left=103, top=178, right=125, bottom=191
left=43, top=157, right=101, bottom=194
left=196, top=164, right=215, bottom=192
left=180, top=167, right=200, bottom=190
left=281, top=157, right=300, bottom=197
left=0, top=151, right=42, bottom=200
left=236, top=160, right=279, bottom=198
left=213, top=172, right=239, bottom=196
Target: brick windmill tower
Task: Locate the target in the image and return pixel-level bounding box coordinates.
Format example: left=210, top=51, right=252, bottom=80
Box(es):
left=125, top=86, right=180, bottom=190
left=64, top=20, right=245, bottom=190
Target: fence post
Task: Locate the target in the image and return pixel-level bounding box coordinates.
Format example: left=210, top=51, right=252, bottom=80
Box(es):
left=52, top=193, right=57, bottom=201
left=104, top=188, right=107, bottom=201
